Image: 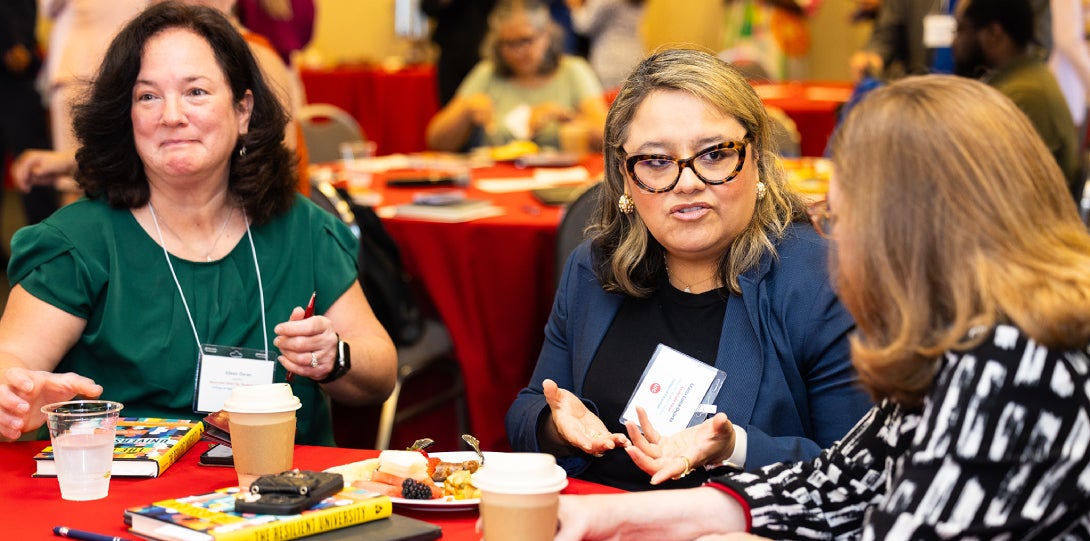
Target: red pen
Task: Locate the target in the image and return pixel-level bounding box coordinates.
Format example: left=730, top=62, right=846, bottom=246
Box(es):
left=304, top=291, right=316, bottom=318
left=287, top=292, right=317, bottom=383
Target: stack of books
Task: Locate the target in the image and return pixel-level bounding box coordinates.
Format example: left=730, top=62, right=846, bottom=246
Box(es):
left=124, top=486, right=439, bottom=541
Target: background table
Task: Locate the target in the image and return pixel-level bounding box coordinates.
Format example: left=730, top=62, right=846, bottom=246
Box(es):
left=372, top=157, right=604, bottom=453
left=2, top=440, right=623, bottom=540
left=300, top=64, right=439, bottom=156
left=751, top=82, right=853, bottom=157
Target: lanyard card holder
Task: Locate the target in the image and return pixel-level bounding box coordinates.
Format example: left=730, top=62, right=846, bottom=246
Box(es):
left=619, top=344, right=727, bottom=437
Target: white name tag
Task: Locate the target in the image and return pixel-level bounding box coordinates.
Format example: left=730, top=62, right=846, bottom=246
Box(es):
left=194, top=345, right=275, bottom=413
left=619, top=344, right=726, bottom=436
left=923, top=14, right=957, bottom=48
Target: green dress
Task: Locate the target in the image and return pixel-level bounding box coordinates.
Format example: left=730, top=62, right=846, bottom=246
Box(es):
left=9, top=194, right=359, bottom=445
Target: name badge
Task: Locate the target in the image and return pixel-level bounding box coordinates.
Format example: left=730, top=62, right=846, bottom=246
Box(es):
left=923, top=14, right=957, bottom=48
left=619, top=344, right=726, bottom=436
left=193, top=345, right=275, bottom=413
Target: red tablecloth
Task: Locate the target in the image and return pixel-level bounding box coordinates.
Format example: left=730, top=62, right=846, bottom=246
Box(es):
left=299, top=64, right=439, bottom=156
left=373, top=157, right=604, bottom=453
left=2, top=440, right=622, bottom=540
left=752, top=82, right=853, bottom=157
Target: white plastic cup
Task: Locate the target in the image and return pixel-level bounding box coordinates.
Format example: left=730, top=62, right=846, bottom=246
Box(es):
left=222, top=383, right=301, bottom=489
left=473, top=453, right=568, bottom=541
left=41, top=400, right=123, bottom=501
left=339, top=140, right=377, bottom=190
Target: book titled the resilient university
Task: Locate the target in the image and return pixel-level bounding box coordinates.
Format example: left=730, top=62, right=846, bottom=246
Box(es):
left=125, top=486, right=394, bottom=541
left=34, top=417, right=204, bottom=478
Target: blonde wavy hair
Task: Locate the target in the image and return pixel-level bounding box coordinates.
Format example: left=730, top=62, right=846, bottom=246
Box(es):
left=830, top=75, right=1090, bottom=408
left=589, top=48, right=808, bottom=297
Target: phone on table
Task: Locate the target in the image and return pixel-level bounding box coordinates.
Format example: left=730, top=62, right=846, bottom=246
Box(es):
left=234, top=470, right=344, bottom=515
left=198, top=443, right=234, bottom=467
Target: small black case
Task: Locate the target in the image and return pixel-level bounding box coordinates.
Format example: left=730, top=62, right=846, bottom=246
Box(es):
left=234, top=470, right=344, bottom=515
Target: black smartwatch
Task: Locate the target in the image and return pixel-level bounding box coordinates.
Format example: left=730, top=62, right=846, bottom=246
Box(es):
left=316, top=338, right=351, bottom=384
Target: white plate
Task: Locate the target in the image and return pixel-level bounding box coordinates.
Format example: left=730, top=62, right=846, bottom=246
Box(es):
left=390, top=451, right=481, bottom=511
left=327, top=451, right=482, bottom=512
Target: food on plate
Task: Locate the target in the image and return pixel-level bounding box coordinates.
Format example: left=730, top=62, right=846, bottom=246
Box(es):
left=377, top=450, right=429, bottom=480
left=490, top=140, right=539, bottom=161
left=430, top=459, right=481, bottom=482
left=324, top=458, right=379, bottom=484
left=443, top=469, right=481, bottom=500
left=401, top=478, right=436, bottom=500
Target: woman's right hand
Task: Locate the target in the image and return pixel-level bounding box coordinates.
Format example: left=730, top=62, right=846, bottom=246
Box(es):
left=0, top=367, right=102, bottom=440
left=542, top=378, right=628, bottom=456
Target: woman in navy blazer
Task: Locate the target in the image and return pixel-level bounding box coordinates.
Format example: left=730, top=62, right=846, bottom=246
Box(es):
left=505, top=49, right=872, bottom=491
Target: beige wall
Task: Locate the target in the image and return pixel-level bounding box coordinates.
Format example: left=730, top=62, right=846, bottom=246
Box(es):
left=308, top=0, right=872, bottom=80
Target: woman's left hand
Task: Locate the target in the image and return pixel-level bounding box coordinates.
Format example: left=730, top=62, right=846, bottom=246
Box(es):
left=273, top=305, right=339, bottom=381
left=624, top=406, right=736, bottom=485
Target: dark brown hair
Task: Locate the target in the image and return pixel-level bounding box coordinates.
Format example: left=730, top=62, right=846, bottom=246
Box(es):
left=71, top=1, right=295, bottom=225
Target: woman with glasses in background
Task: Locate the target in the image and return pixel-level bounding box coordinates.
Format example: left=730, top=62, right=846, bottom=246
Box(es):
left=546, top=75, right=1090, bottom=540
left=424, top=0, right=607, bottom=152
left=505, top=48, right=872, bottom=491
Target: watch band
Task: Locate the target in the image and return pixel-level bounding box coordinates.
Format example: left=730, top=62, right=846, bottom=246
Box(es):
left=316, top=338, right=351, bottom=384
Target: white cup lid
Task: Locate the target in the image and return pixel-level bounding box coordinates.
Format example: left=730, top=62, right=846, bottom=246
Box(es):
left=472, top=452, right=568, bottom=494
left=222, top=383, right=301, bottom=413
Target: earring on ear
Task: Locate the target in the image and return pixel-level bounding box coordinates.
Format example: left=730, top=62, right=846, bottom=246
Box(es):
left=756, top=181, right=767, bottom=201
left=617, top=193, right=635, bottom=214
left=238, top=145, right=247, bottom=158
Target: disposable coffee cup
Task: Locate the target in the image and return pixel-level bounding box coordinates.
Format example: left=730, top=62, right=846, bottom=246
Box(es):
left=473, top=452, right=568, bottom=541
left=222, top=383, right=301, bottom=489
left=558, top=121, right=591, bottom=157
left=41, top=400, right=124, bottom=501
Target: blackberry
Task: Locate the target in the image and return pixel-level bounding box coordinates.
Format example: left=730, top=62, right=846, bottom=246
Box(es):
left=401, top=478, right=433, bottom=500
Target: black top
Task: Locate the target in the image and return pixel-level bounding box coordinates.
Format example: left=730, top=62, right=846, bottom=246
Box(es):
left=579, top=272, right=727, bottom=491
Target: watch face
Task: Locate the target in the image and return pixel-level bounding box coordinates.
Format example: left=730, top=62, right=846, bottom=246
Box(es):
left=339, top=340, right=351, bottom=369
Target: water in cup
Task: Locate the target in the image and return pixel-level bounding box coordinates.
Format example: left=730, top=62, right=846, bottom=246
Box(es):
left=41, top=400, right=123, bottom=501
left=339, top=140, right=377, bottom=190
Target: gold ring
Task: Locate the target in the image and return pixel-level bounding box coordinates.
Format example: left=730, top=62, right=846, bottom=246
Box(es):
left=678, top=456, right=693, bottom=479
left=310, top=352, right=319, bottom=368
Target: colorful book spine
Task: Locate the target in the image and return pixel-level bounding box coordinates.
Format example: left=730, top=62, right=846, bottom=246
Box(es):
left=35, top=417, right=205, bottom=478
left=128, top=487, right=393, bottom=541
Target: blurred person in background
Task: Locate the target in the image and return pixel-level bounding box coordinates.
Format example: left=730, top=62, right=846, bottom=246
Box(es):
left=1047, top=0, right=1090, bottom=176
left=566, top=0, right=646, bottom=90
left=425, top=0, right=606, bottom=152
left=849, top=0, right=1051, bottom=82
left=549, top=74, right=1090, bottom=541
left=953, top=0, right=1080, bottom=201
left=236, top=0, right=315, bottom=63
left=422, top=0, right=498, bottom=106
left=39, top=0, right=150, bottom=205
left=0, top=2, right=396, bottom=445
left=506, top=49, right=871, bottom=492
left=0, top=0, right=58, bottom=232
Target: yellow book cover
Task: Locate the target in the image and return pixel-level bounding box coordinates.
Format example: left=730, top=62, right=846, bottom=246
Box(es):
left=126, top=486, right=393, bottom=541
left=34, top=417, right=204, bottom=478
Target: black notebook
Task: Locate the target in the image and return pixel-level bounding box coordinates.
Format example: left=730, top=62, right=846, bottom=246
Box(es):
left=306, top=514, right=441, bottom=541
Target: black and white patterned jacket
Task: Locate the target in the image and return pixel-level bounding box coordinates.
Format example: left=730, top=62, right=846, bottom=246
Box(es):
left=711, top=324, right=1090, bottom=540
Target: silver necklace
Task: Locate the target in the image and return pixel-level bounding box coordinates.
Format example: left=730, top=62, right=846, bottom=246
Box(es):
left=148, top=202, right=235, bottom=262
left=204, top=206, right=235, bottom=262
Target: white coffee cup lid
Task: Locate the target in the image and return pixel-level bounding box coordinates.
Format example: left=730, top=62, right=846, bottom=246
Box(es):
left=222, top=383, right=301, bottom=413
left=472, top=452, right=568, bottom=494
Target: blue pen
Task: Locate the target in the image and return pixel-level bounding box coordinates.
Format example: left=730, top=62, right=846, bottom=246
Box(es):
left=53, top=526, right=136, bottom=541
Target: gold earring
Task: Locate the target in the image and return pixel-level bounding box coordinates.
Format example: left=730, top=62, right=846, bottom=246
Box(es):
left=617, top=193, right=635, bottom=214
left=756, top=181, right=767, bottom=200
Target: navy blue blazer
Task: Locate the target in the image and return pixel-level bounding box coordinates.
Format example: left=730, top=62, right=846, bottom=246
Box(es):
left=506, top=222, right=873, bottom=478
